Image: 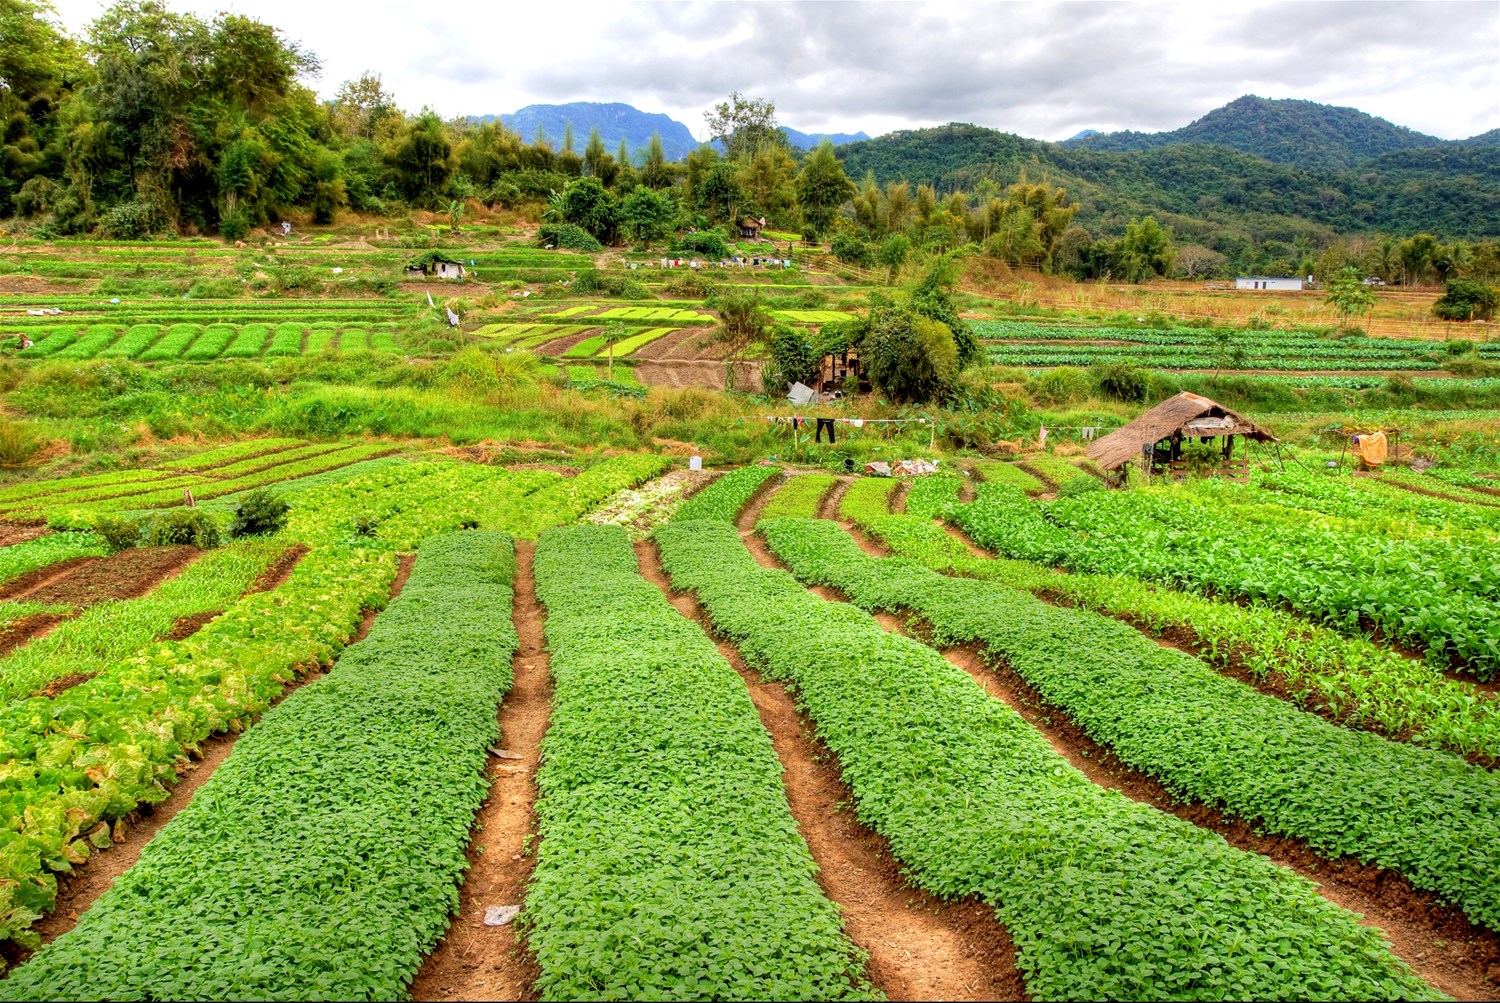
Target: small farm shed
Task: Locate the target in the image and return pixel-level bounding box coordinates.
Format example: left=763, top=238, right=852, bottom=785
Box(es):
left=738, top=216, right=767, bottom=239
left=405, top=253, right=466, bottom=281
left=1085, top=391, right=1276, bottom=483
left=819, top=347, right=869, bottom=394
left=1235, top=276, right=1304, bottom=291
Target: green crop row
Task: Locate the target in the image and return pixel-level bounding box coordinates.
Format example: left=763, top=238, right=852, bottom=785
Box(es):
left=161, top=438, right=307, bottom=472
left=758, top=474, right=836, bottom=520
left=673, top=465, right=780, bottom=523
left=954, top=483, right=1500, bottom=677
left=106, top=444, right=400, bottom=511
left=528, top=525, right=874, bottom=999
left=0, top=469, right=177, bottom=505
left=0, top=541, right=282, bottom=705
left=1017, top=454, right=1099, bottom=488
left=839, top=482, right=1500, bottom=762
left=0, top=532, right=108, bottom=588
left=1242, top=468, right=1500, bottom=537
left=655, top=520, right=1430, bottom=1000
left=281, top=461, right=560, bottom=549
left=758, top=516, right=1500, bottom=933
left=973, top=461, right=1046, bottom=494
left=502, top=454, right=673, bottom=538
left=0, top=543, right=396, bottom=955
left=0, top=532, right=516, bottom=999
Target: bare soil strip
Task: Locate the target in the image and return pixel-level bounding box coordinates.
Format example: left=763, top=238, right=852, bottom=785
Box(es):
left=0, top=556, right=99, bottom=601
left=15, top=555, right=417, bottom=965
left=0, top=523, right=50, bottom=547
left=888, top=479, right=911, bottom=515
left=818, top=476, right=855, bottom=520
left=635, top=538, right=1026, bottom=1002
left=410, top=541, right=550, bottom=1003
left=822, top=519, right=1500, bottom=999
left=246, top=543, right=309, bottom=593
left=21, top=545, right=200, bottom=607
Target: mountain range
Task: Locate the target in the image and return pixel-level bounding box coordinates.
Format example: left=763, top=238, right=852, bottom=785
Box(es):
left=473, top=97, right=1498, bottom=242
left=477, top=102, right=868, bottom=161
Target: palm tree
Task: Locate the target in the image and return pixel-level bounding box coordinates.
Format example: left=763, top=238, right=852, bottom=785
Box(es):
left=601, top=323, right=627, bottom=381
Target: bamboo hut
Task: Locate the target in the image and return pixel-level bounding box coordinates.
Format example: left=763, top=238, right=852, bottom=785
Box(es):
left=1086, top=392, right=1276, bottom=485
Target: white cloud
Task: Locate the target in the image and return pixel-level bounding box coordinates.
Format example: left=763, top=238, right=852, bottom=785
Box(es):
left=44, top=0, right=1500, bottom=141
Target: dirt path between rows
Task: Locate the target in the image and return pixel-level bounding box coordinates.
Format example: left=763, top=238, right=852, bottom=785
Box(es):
left=635, top=537, right=1025, bottom=1001
left=14, top=552, right=416, bottom=967
left=411, top=541, right=550, bottom=1003
left=820, top=518, right=1500, bottom=1000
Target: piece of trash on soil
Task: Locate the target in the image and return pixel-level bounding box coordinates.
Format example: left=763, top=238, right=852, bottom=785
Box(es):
left=489, top=748, right=523, bottom=759
left=483, top=905, right=521, bottom=926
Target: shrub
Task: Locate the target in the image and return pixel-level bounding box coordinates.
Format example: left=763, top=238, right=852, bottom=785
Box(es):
left=537, top=224, right=602, bottom=253
left=1091, top=362, right=1149, bottom=403
left=229, top=488, right=290, bottom=537
left=674, top=229, right=730, bottom=259
left=92, top=516, right=143, bottom=552
left=1057, top=475, right=1103, bottom=499
left=1030, top=367, right=1092, bottom=406
left=219, top=211, right=252, bottom=242
left=0, top=421, right=43, bottom=466
left=140, top=509, right=222, bottom=549
left=99, top=199, right=164, bottom=240
left=1433, top=279, right=1499, bottom=322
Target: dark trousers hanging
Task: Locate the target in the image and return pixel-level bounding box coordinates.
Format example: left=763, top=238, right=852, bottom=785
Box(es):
left=815, top=418, right=836, bottom=443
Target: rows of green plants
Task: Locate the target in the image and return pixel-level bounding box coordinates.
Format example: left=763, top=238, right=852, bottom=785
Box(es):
left=758, top=474, right=836, bottom=520
left=502, top=454, right=673, bottom=538
left=527, top=525, right=874, bottom=999
left=7, top=320, right=408, bottom=363
left=0, top=532, right=108, bottom=588
left=1013, top=455, right=1100, bottom=489
left=974, top=319, right=1500, bottom=356
left=839, top=477, right=1500, bottom=762
left=16, top=444, right=397, bottom=523
left=0, top=541, right=282, bottom=706
left=654, top=519, right=1431, bottom=1000
left=758, top=516, right=1500, bottom=932
left=673, top=466, right=781, bottom=523
left=0, top=532, right=517, bottom=999
left=0, top=543, right=397, bottom=956
left=1244, top=468, right=1500, bottom=536
left=952, top=482, right=1500, bottom=677
left=280, top=460, right=558, bottom=550
left=1383, top=469, right=1500, bottom=505
left=161, top=438, right=306, bottom=472
left=986, top=344, right=1447, bottom=371
left=971, top=461, right=1045, bottom=494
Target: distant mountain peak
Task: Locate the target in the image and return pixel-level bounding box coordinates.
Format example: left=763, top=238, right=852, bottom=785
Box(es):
left=1068, top=128, right=1100, bottom=141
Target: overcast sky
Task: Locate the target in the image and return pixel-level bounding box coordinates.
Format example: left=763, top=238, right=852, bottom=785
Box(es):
left=46, top=0, right=1500, bottom=142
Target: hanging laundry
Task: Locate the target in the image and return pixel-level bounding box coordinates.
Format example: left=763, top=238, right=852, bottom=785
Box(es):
left=1038, top=426, right=1048, bottom=446
left=815, top=418, right=836, bottom=443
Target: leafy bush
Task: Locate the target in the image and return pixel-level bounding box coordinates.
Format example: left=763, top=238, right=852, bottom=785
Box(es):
left=537, top=223, right=602, bottom=253
left=229, top=488, right=290, bottom=537
left=99, top=198, right=163, bottom=240
left=1433, top=279, right=1499, bottom=321
left=1057, top=474, right=1103, bottom=498
left=1029, top=367, right=1092, bottom=405
left=674, top=228, right=729, bottom=259
left=140, top=508, right=222, bottom=548
left=570, top=270, right=647, bottom=299
left=0, top=421, right=43, bottom=466
left=92, top=515, right=143, bottom=552
left=1091, top=361, right=1149, bottom=403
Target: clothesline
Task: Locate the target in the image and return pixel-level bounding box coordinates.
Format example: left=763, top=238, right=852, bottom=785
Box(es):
left=764, top=416, right=929, bottom=426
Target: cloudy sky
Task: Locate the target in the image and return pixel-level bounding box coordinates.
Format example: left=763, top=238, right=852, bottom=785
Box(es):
left=47, top=0, right=1500, bottom=142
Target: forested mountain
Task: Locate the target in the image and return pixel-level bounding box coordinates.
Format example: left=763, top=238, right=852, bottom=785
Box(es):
left=1061, top=95, right=1494, bottom=172
left=782, top=126, right=870, bottom=150
left=488, top=103, right=701, bottom=161
left=835, top=122, right=1500, bottom=242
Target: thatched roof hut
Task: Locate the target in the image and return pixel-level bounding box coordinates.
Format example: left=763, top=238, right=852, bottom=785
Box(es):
left=1086, top=391, right=1275, bottom=479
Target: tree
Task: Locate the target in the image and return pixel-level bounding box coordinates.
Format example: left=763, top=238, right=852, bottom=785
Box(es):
left=704, top=91, right=786, bottom=162
left=558, top=175, right=617, bottom=242
left=618, top=186, right=675, bottom=248
left=1432, top=278, right=1498, bottom=322
left=1325, top=266, right=1376, bottom=329
left=1116, top=216, right=1174, bottom=282
left=706, top=288, right=772, bottom=391
left=794, top=140, right=854, bottom=242
left=864, top=302, right=959, bottom=404
left=331, top=72, right=398, bottom=141
left=390, top=110, right=453, bottom=202
left=600, top=322, right=627, bottom=381
left=766, top=324, right=819, bottom=394
left=695, top=159, right=743, bottom=227
left=875, top=233, right=910, bottom=283
left=639, top=132, right=673, bottom=190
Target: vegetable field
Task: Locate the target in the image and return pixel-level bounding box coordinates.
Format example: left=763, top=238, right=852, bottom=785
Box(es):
left=0, top=443, right=1496, bottom=1001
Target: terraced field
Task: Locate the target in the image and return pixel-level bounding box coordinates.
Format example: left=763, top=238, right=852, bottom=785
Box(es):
left=0, top=448, right=1497, bottom=1000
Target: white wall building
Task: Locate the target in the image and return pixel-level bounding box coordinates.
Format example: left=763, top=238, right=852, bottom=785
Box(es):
left=1235, top=276, right=1305, bottom=291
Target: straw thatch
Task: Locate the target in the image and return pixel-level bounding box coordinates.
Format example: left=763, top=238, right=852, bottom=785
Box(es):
left=1086, top=392, right=1275, bottom=471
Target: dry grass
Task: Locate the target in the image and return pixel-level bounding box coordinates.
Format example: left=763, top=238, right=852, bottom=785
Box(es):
left=959, top=266, right=1498, bottom=344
